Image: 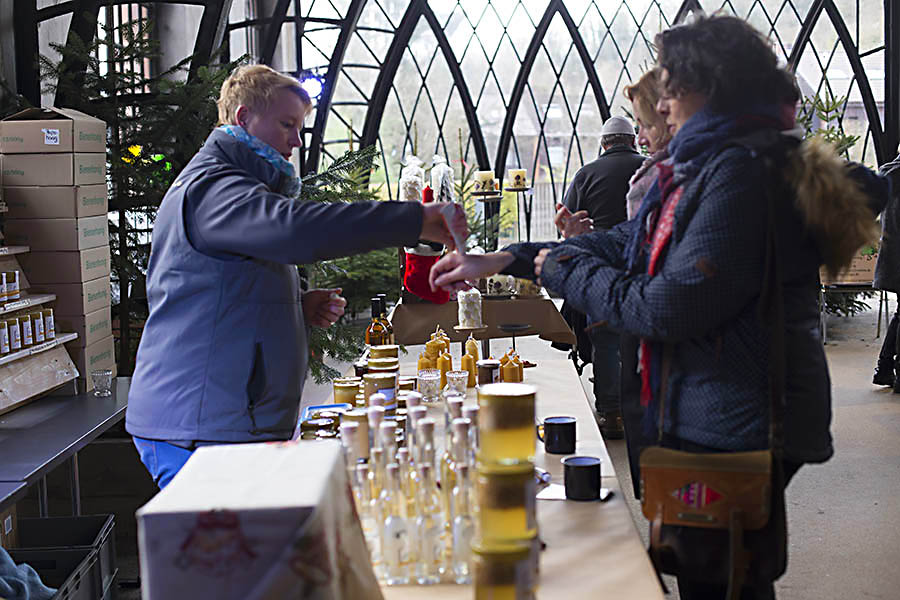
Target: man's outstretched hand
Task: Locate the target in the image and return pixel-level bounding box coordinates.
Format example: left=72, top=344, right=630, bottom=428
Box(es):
left=554, top=203, right=593, bottom=238
left=303, top=288, right=347, bottom=328
left=429, top=251, right=515, bottom=293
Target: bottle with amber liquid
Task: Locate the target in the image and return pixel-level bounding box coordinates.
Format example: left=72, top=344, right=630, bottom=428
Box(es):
left=366, top=297, right=388, bottom=346
left=377, top=294, right=395, bottom=344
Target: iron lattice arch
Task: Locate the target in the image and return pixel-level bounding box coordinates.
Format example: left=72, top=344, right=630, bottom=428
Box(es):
left=225, top=0, right=897, bottom=243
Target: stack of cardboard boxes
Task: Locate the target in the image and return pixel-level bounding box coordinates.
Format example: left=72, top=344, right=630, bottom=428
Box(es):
left=1, top=108, right=115, bottom=392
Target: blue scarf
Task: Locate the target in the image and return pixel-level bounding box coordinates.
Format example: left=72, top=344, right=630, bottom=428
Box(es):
left=218, top=125, right=301, bottom=197
left=624, top=105, right=785, bottom=438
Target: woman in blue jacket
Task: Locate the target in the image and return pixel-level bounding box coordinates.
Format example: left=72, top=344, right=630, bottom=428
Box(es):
left=431, top=15, right=885, bottom=599
left=127, top=65, right=466, bottom=489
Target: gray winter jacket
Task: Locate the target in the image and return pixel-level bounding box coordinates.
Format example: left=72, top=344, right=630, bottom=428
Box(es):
left=126, top=129, right=422, bottom=443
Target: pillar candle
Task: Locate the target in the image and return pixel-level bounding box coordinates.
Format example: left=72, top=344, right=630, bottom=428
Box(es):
left=461, top=352, right=477, bottom=387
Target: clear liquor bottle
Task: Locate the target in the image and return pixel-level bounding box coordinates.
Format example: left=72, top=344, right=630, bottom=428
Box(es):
left=414, top=463, right=444, bottom=584
left=355, top=463, right=382, bottom=578
left=451, top=463, right=476, bottom=584
left=368, top=446, right=386, bottom=504
left=440, top=417, right=470, bottom=515
left=462, top=404, right=479, bottom=468
left=379, top=421, right=398, bottom=466
left=415, top=417, right=437, bottom=473
left=380, top=463, right=411, bottom=585
left=367, top=405, right=385, bottom=453
left=407, top=405, right=428, bottom=457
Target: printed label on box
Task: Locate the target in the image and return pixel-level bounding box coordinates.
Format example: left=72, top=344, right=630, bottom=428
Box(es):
left=42, top=128, right=60, bottom=145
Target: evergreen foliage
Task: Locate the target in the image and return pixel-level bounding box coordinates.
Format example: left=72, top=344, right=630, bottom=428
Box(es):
left=799, top=90, right=874, bottom=317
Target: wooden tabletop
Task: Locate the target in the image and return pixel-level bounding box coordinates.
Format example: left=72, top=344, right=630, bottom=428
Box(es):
left=379, top=337, right=663, bottom=599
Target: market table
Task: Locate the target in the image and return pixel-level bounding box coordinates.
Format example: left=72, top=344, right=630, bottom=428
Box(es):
left=0, top=377, right=129, bottom=516
left=375, top=336, right=663, bottom=599
left=391, top=296, right=576, bottom=348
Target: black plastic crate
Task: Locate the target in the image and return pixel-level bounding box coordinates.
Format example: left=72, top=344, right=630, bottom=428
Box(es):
left=16, top=515, right=117, bottom=594
left=8, top=547, right=103, bottom=600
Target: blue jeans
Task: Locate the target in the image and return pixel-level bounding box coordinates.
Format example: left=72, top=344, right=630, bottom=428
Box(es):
left=132, top=437, right=195, bottom=489
left=590, top=326, right=621, bottom=414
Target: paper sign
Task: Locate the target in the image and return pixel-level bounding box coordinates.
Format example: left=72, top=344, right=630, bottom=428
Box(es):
left=42, top=128, right=60, bottom=145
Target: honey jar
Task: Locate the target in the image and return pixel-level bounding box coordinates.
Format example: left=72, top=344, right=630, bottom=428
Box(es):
left=477, top=383, right=536, bottom=465
left=475, top=462, right=537, bottom=543
left=369, top=344, right=399, bottom=359
left=472, top=540, right=535, bottom=600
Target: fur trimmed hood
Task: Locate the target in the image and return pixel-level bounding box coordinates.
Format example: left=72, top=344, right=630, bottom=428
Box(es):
left=785, top=136, right=883, bottom=277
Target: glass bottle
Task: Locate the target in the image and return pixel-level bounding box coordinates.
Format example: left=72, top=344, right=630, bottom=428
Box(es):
left=462, top=404, right=480, bottom=467
left=380, top=463, right=410, bottom=585
left=443, top=394, right=465, bottom=449
left=441, top=418, right=470, bottom=539
left=415, top=417, right=437, bottom=473
left=376, top=294, right=395, bottom=344
left=339, top=421, right=360, bottom=478
left=451, top=463, right=476, bottom=584
left=379, top=420, right=398, bottom=466
left=406, top=405, right=428, bottom=460
left=396, top=447, right=415, bottom=512
left=369, top=446, right=386, bottom=502
left=355, top=463, right=381, bottom=575
left=367, top=405, right=385, bottom=452
left=414, top=463, right=444, bottom=584
left=365, top=297, right=387, bottom=346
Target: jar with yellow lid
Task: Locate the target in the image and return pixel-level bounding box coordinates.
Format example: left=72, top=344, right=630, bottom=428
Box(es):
left=341, top=409, right=369, bottom=459
left=369, top=344, right=399, bottom=359
left=299, top=417, right=337, bottom=440
left=472, top=540, right=536, bottom=600
left=363, top=372, right=398, bottom=413
left=333, top=379, right=359, bottom=405
left=367, top=357, right=400, bottom=373
left=477, top=383, right=536, bottom=465
left=475, top=462, right=537, bottom=543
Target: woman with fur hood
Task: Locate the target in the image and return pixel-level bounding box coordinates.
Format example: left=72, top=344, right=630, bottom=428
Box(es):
left=431, top=15, right=887, bottom=599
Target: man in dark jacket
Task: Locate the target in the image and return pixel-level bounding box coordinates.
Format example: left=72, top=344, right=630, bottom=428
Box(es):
left=126, top=65, right=466, bottom=488
left=872, top=154, right=900, bottom=390
left=557, top=116, right=645, bottom=437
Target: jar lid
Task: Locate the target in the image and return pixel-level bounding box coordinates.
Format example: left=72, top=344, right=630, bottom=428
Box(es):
left=300, top=417, right=335, bottom=432
left=369, top=344, right=399, bottom=358
left=477, top=382, right=536, bottom=399
left=477, top=359, right=501, bottom=367
left=476, top=462, right=534, bottom=476
left=471, top=538, right=533, bottom=556
left=363, top=371, right=397, bottom=381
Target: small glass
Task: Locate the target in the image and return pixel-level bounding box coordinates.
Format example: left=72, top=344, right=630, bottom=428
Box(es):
left=91, top=369, right=113, bottom=397
left=444, top=370, right=469, bottom=397
left=417, top=369, right=441, bottom=403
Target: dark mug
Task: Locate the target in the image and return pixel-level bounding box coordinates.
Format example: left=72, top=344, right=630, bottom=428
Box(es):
left=562, top=455, right=602, bottom=501
left=536, top=416, right=576, bottom=454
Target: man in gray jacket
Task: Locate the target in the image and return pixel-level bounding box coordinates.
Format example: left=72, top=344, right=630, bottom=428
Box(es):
left=126, top=65, right=465, bottom=488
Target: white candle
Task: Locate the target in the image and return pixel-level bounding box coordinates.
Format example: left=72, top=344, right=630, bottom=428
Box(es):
left=474, top=170, right=494, bottom=192
left=508, top=169, right=527, bottom=188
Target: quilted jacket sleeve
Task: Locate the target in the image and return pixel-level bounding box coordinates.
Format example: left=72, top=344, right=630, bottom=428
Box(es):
left=501, top=217, right=638, bottom=280
left=538, top=149, right=768, bottom=341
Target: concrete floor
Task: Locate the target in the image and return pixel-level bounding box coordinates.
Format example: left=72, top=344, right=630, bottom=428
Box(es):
left=19, top=299, right=900, bottom=600
left=590, top=299, right=900, bottom=600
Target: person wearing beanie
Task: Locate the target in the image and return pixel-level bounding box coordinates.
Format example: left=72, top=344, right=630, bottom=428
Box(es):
left=553, top=115, right=645, bottom=438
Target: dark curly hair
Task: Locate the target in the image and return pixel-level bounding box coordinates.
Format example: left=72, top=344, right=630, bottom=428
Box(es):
left=655, top=14, right=799, bottom=112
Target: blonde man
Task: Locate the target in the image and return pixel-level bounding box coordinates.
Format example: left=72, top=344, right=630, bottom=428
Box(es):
left=127, top=65, right=465, bottom=488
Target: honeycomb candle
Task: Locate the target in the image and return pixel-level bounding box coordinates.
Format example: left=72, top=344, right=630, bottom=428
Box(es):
left=508, top=169, right=527, bottom=188
left=458, top=288, right=483, bottom=328
left=474, top=170, right=494, bottom=192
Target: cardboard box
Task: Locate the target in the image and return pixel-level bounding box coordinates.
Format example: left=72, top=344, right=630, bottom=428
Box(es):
left=0, top=504, right=16, bottom=548
left=4, top=215, right=108, bottom=251
left=1, top=153, right=106, bottom=186
left=820, top=251, right=879, bottom=284
left=35, top=276, right=110, bottom=316
left=1, top=107, right=105, bottom=154
left=3, top=184, right=107, bottom=219
left=136, top=442, right=378, bottom=600
left=55, top=306, right=112, bottom=348
left=67, top=335, right=116, bottom=391
left=17, top=245, right=110, bottom=284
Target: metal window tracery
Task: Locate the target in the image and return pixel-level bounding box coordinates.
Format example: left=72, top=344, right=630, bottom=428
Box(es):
left=229, top=0, right=893, bottom=244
